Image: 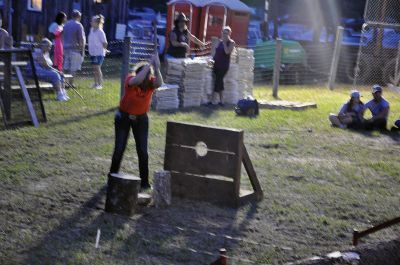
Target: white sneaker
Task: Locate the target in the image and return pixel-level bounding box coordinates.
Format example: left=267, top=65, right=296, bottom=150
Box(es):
left=62, top=89, right=70, bottom=100
left=56, top=92, right=69, bottom=102
left=91, top=83, right=98, bottom=89
left=95, top=85, right=103, bottom=90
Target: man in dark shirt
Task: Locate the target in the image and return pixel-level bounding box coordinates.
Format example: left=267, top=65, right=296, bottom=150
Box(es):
left=166, top=13, right=205, bottom=58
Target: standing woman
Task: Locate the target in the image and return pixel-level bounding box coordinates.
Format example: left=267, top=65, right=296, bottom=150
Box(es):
left=88, top=15, right=108, bottom=89
left=210, top=26, right=235, bottom=106
left=49, top=12, right=67, bottom=71
left=109, top=54, right=163, bottom=191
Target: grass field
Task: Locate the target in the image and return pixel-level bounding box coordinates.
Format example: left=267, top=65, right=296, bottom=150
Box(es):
left=0, top=79, right=399, bottom=264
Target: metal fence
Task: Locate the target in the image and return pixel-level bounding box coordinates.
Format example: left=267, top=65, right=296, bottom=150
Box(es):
left=353, top=0, right=400, bottom=87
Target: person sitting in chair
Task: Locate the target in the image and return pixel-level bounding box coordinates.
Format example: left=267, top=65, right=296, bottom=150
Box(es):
left=30, top=38, right=69, bottom=101
left=364, top=85, right=390, bottom=131
left=329, top=90, right=365, bottom=129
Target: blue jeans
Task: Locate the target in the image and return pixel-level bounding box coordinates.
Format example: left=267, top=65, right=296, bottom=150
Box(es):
left=109, top=110, right=150, bottom=187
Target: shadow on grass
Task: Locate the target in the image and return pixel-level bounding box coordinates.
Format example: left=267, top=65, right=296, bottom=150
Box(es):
left=23, top=183, right=260, bottom=264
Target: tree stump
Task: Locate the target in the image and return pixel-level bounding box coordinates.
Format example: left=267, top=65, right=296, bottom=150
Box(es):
left=153, top=170, right=171, bottom=208
left=105, top=173, right=141, bottom=216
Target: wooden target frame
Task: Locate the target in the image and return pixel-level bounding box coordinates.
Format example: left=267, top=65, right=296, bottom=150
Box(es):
left=164, top=121, right=263, bottom=207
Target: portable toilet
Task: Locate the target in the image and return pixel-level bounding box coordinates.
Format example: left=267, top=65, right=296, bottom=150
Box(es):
left=166, top=0, right=203, bottom=47
left=199, top=0, right=251, bottom=46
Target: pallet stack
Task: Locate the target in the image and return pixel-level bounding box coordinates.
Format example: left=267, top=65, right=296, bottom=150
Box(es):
left=180, top=58, right=208, bottom=107
left=236, top=48, right=255, bottom=97
left=166, top=57, right=209, bottom=108
left=223, top=63, right=240, bottom=104
left=165, top=58, right=185, bottom=85
left=201, top=64, right=213, bottom=104
left=152, top=84, right=180, bottom=111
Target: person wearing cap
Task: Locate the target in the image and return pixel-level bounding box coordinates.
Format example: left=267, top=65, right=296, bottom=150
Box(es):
left=364, top=85, right=390, bottom=131
left=63, top=10, right=86, bottom=80
left=88, top=15, right=108, bottom=89
left=329, top=90, right=365, bottom=129
left=29, top=38, right=69, bottom=101
left=109, top=54, right=163, bottom=191
left=166, top=12, right=205, bottom=58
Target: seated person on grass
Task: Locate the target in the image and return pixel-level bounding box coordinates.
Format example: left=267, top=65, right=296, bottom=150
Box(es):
left=329, top=90, right=364, bottom=129
left=30, top=38, right=69, bottom=102
left=363, top=85, right=390, bottom=131
left=392, top=119, right=400, bottom=132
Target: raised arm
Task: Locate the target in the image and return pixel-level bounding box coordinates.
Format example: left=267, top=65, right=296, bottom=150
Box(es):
left=188, top=31, right=205, bottom=47
left=152, top=55, right=163, bottom=89
left=223, top=40, right=235, bottom=55
left=128, top=65, right=151, bottom=87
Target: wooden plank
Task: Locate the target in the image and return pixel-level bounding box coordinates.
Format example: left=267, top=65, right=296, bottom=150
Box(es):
left=1, top=53, right=12, bottom=120
left=11, top=83, right=53, bottom=90
left=242, top=144, right=263, bottom=201
left=14, top=66, right=39, bottom=127
left=164, top=145, right=239, bottom=178
left=166, top=121, right=243, bottom=153
left=171, top=172, right=237, bottom=207
left=28, top=50, right=47, bottom=123
left=0, top=61, right=29, bottom=67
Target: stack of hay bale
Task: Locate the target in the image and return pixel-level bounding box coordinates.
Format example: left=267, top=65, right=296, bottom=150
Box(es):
left=223, top=63, right=239, bottom=104
left=152, top=84, right=179, bottom=111
left=165, top=58, right=185, bottom=85
left=166, top=57, right=208, bottom=108
left=236, top=48, right=255, bottom=97
left=163, top=48, right=255, bottom=107
left=180, top=58, right=208, bottom=107
left=201, top=63, right=213, bottom=104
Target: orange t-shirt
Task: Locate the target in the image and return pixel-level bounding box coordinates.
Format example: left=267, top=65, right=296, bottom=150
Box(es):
left=119, top=75, right=156, bottom=115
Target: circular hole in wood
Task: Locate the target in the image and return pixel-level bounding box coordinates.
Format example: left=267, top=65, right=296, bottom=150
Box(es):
left=195, top=141, right=208, bottom=157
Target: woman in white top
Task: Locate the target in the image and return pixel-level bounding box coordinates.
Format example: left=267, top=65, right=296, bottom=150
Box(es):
left=88, top=15, right=108, bottom=89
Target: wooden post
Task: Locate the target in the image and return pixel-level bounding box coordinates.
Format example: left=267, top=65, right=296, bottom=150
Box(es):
left=272, top=38, right=282, bottom=98
left=153, top=170, right=171, bottom=208
left=2, top=52, right=12, bottom=120
left=393, top=42, right=400, bottom=85
left=328, top=26, right=344, bottom=90
left=14, top=66, right=39, bottom=127
left=105, top=173, right=141, bottom=217
left=120, top=36, right=131, bottom=99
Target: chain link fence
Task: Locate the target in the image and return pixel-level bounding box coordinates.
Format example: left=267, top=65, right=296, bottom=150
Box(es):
left=353, top=0, right=400, bottom=87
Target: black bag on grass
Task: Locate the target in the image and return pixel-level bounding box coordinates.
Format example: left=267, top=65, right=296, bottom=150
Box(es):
left=235, top=97, right=259, bottom=116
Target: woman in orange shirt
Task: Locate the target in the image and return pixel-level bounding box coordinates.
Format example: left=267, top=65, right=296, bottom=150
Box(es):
left=109, top=54, right=163, bottom=191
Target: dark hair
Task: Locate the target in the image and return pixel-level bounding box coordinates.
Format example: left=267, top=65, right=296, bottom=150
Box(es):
left=346, top=97, right=364, bottom=113
left=55, top=12, right=67, bottom=25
